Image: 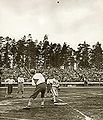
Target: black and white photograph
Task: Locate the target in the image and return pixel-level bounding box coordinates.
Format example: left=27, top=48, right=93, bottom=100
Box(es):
left=0, top=0, right=103, bottom=120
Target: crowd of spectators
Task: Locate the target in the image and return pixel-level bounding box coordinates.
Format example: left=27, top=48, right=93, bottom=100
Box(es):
left=1, top=66, right=103, bottom=83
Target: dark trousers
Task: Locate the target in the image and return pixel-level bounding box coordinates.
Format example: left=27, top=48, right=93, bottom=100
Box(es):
left=8, top=84, right=13, bottom=94
left=30, top=83, right=46, bottom=99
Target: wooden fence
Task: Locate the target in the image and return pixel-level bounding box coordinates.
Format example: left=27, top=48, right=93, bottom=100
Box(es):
left=1, top=81, right=103, bottom=87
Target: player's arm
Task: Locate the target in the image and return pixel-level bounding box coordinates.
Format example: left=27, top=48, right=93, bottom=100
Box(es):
left=13, top=79, right=15, bottom=83
left=5, top=79, right=9, bottom=83
left=33, top=78, right=39, bottom=84
left=32, top=78, right=35, bottom=86
left=32, top=78, right=39, bottom=86
left=57, top=82, right=59, bottom=88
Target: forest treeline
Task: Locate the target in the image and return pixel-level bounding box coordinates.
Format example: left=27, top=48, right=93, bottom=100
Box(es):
left=0, top=34, right=103, bottom=71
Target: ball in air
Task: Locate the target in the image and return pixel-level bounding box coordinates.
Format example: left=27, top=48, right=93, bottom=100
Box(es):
left=57, top=1, right=60, bottom=3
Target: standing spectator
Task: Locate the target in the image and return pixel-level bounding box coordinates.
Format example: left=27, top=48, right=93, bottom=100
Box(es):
left=81, top=75, right=88, bottom=86
left=5, top=75, right=15, bottom=98
left=17, top=74, right=25, bottom=98
left=26, top=69, right=46, bottom=108
left=84, top=77, right=88, bottom=86
left=0, top=68, right=3, bottom=87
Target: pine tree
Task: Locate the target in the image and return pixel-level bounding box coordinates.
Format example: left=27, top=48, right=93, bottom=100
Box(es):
left=90, top=42, right=103, bottom=70
left=42, top=35, right=50, bottom=68
left=76, top=41, right=90, bottom=69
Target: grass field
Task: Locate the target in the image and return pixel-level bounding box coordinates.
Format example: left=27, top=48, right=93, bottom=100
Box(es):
left=0, top=87, right=103, bottom=120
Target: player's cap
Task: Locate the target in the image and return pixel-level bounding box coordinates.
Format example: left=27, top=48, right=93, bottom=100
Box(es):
left=30, top=69, right=35, bottom=74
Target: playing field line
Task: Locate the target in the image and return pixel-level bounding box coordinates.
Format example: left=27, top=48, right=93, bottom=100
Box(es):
left=0, top=116, right=34, bottom=120
left=66, top=104, right=93, bottom=120
left=0, top=97, right=93, bottom=120
left=1, top=86, right=103, bottom=89
left=54, top=96, right=93, bottom=120
left=46, top=96, right=94, bottom=120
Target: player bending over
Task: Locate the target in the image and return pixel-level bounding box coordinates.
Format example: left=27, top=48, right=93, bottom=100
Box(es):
left=47, top=75, right=61, bottom=104
left=46, top=75, right=53, bottom=97
left=26, top=69, right=46, bottom=108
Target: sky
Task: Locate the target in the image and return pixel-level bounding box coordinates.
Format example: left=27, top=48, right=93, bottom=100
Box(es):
left=0, top=0, right=103, bottom=50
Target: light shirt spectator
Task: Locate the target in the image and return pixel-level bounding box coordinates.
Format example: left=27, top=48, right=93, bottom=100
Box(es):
left=18, top=77, right=24, bottom=83
left=5, top=79, right=15, bottom=84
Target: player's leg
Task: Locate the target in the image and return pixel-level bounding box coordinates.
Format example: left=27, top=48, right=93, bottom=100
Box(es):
left=5, top=84, right=9, bottom=97
left=55, top=87, right=63, bottom=102
left=17, top=83, right=21, bottom=98
left=21, top=84, right=24, bottom=97
left=27, top=98, right=33, bottom=107
left=40, top=83, right=46, bottom=107
left=46, top=83, right=52, bottom=97
left=55, top=87, right=58, bottom=97
left=51, top=87, right=57, bottom=103
left=27, top=86, right=41, bottom=107
left=17, top=83, right=20, bottom=94
left=8, top=84, right=12, bottom=97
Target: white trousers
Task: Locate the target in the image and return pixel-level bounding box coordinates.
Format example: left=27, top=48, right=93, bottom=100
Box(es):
left=51, top=86, right=58, bottom=102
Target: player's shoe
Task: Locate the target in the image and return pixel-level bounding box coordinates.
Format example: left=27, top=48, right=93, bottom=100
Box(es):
left=24, top=106, right=31, bottom=109
left=22, top=95, right=25, bottom=98
left=25, top=102, right=32, bottom=109
left=54, top=101, right=58, bottom=105
left=54, top=102, right=67, bottom=105
left=41, top=101, right=44, bottom=108
left=28, top=101, right=32, bottom=107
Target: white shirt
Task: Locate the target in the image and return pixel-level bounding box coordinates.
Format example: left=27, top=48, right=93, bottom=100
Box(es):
left=5, top=79, right=15, bottom=84
left=47, top=79, right=52, bottom=84
left=51, top=78, right=59, bottom=87
left=32, top=73, right=45, bottom=86
left=47, top=78, right=59, bottom=87
left=18, top=77, right=24, bottom=83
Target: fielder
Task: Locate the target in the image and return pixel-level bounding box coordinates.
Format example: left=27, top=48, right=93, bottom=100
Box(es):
left=47, top=75, right=61, bottom=104
left=17, top=74, right=25, bottom=98
left=46, top=75, right=53, bottom=97
left=26, top=69, right=46, bottom=108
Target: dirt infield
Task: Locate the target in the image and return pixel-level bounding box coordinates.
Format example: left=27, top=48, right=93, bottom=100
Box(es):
left=0, top=87, right=103, bottom=120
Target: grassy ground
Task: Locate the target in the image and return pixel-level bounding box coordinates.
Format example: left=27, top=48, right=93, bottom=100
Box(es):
left=0, top=87, right=103, bottom=120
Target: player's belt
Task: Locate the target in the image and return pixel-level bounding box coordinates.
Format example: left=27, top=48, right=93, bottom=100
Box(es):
left=36, top=82, right=45, bottom=86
